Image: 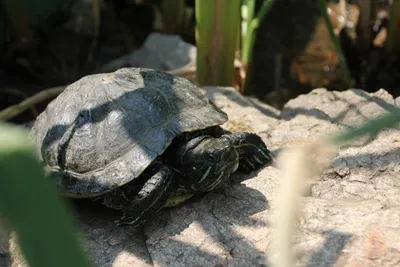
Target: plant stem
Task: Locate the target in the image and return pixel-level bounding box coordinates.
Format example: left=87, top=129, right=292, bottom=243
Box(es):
left=161, top=0, right=186, bottom=34
left=196, top=0, right=241, bottom=87
left=242, top=0, right=274, bottom=65
left=387, top=0, right=400, bottom=55
left=317, top=0, right=353, bottom=87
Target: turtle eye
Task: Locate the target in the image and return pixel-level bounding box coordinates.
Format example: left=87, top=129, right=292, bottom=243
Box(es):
left=207, top=153, right=217, bottom=161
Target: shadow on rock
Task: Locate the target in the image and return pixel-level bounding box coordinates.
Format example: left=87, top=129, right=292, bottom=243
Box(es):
left=280, top=89, right=398, bottom=129
left=333, top=150, right=400, bottom=172
left=70, top=199, right=153, bottom=267
left=61, top=175, right=270, bottom=267
left=203, top=86, right=280, bottom=119
left=351, top=89, right=399, bottom=112
left=144, top=182, right=271, bottom=266
left=306, top=230, right=352, bottom=267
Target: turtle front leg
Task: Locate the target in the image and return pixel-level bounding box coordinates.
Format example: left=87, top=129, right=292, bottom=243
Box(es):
left=224, top=132, right=273, bottom=173
left=103, top=164, right=176, bottom=228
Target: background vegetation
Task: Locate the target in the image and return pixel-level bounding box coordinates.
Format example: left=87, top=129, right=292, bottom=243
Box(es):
left=0, top=0, right=399, bottom=266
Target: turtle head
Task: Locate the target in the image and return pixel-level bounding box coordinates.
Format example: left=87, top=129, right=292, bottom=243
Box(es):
left=170, top=135, right=239, bottom=192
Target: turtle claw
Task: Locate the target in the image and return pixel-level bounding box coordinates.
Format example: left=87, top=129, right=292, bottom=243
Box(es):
left=239, top=150, right=272, bottom=172
left=114, top=165, right=175, bottom=227
left=225, top=132, right=273, bottom=173
left=115, top=215, right=143, bottom=228
left=114, top=219, right=126, bottom=227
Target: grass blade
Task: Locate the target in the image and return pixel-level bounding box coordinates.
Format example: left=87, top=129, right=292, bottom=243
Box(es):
left=317, top=0, right=353, bottom=87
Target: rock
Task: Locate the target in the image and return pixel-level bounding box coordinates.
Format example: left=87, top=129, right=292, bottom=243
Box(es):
left=5, top=87, right=399, bottom=267
left=8, top=232, right=28, bottom=267
left=145, top=165, right=280, bottom=267
left=396, top=96, right=400, bottom=107
left=0, top=223, right=10, bottom=267
left=280, top=88, right=397, bottom=125
left=75, top=201, right=153, bottom=267
left=201, top=86, right=280, bottom=137
left=292, top=198, right=400, bottom=266
left=101, top=33, right=196, bottom=74
left=269, top=88, right=399, bottom=266
left=279, top=88, right=400, bottom=204
left=144, top=88, right=399, bottom=267
left=312, top=129, right=400, bottom=203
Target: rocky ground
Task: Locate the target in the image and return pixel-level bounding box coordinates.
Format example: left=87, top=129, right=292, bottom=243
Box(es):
left=1, top=86, right=399, bottom=267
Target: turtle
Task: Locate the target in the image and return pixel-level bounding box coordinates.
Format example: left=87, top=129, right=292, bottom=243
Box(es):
left=29, top=68, right=273, bottom=227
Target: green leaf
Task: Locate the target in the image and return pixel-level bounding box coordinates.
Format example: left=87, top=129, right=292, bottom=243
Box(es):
left=0, top=123, right=93, bottom=267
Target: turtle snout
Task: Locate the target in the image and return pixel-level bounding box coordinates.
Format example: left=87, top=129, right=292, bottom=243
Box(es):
left=220, top=135, right=233, bottom=146
left=206, top=136, right=233, bottom=155
left=217, top=135, right=236, bottom=157
left=218, top=140, right=239, bottom=173
left=226, top=148, right=239, bottom=172
left=218, top=139, right=237, bottom=161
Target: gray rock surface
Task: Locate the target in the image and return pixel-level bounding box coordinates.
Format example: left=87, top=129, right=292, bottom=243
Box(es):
left=0, top=223, right=10, bottom=267
left=201, top=86, right=280, bottom=135
left=293, top=199, right=400, bottom=266
left=395, top=96, right=400, bottom=109
left=101, top=33, right=196, bottom=74
left=144, top=88, right=399, bottom=267
left=4, top=87, right=399, bottom=267
left=75, top=202, right=154, bottom=267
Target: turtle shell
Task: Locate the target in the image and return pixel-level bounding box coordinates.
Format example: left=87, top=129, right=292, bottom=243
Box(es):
left=29, top=68, right=228, bottom=197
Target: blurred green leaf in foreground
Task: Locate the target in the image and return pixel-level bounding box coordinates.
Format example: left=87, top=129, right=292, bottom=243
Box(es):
left=0, top=122, right=93, bottom=267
